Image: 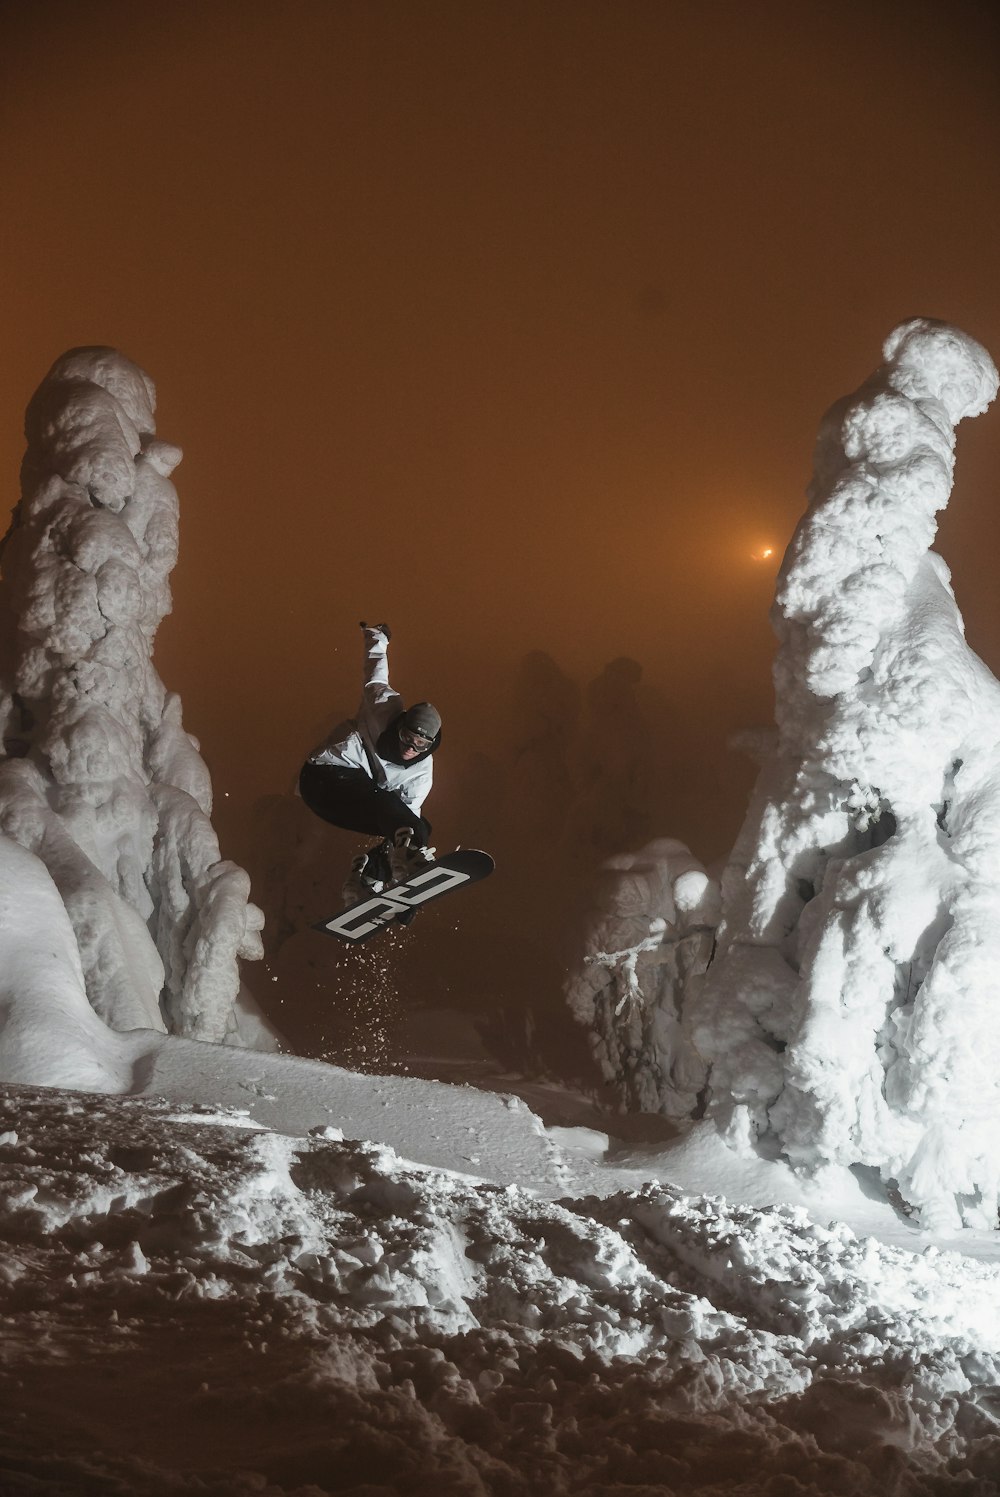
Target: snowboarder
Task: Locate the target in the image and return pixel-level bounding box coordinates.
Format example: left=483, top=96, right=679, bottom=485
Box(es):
left=299, top=622, right=442, bottom=906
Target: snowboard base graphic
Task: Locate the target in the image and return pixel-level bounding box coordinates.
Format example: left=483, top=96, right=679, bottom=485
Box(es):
left=316, top=849, right=494, bottom=945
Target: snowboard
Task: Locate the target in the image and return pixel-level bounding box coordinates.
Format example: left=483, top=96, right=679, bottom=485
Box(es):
left=315, top=849, right=495, bottom=945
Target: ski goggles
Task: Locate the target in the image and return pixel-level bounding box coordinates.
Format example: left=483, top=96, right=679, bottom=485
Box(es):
left=399, top=727, right=433, bottom=752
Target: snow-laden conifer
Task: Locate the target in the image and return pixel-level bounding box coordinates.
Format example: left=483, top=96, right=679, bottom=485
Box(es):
left=570, top=319, right=1000, bottom=1229
left=0, top=347, right=264, bottom=1044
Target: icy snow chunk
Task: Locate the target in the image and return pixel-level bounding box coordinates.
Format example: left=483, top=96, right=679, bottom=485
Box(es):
left=545, top=1125, right=610, bottom=1162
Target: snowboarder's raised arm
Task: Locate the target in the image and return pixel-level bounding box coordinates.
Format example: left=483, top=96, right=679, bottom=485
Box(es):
left=358, top=621, right=397, bottom=715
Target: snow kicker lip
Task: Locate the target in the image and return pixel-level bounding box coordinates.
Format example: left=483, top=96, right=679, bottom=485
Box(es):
left=316, top=849, right=494, bottom=944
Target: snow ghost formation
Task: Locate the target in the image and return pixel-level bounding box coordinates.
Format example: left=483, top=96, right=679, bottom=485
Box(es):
left=0, top=347, right=263, bottom=1043
left=569, top=319, right=1000, bottom=1230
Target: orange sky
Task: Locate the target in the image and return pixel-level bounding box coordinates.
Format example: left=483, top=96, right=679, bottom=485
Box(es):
left=2, top=1, right=1000, bottom=976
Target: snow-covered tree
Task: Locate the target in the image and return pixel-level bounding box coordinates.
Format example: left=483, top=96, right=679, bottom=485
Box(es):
left=569, top=319, right=1000, bottom=1229
left=566, top=838, right=718, bottom=1115
left=0, top=347, right=265, bottom=1044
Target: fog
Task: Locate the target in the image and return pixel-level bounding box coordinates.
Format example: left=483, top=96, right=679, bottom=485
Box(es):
left=2, top=0, right=999, bottom=1054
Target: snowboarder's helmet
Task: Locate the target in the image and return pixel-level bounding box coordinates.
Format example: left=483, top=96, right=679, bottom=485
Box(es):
left=401, top=702, right=441, bottom=741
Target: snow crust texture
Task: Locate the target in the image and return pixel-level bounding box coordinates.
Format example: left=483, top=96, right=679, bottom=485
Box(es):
left=569, top=320, right=1000, bottom=1232
left=3, top=1083, right=1000, bottom=1495
left=0, top=348, right=264, bottom=1051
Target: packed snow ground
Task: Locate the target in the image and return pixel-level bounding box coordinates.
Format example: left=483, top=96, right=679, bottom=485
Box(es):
left=3, top=1027, right=1000, bottom=1493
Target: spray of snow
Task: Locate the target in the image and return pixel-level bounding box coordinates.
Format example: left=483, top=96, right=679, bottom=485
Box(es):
left=0, top=347, right=265, bottom=1047
left=569, top=319, right=1000, bottom=1232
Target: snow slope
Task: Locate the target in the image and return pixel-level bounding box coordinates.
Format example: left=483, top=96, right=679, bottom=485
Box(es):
left=3, top=1076, right=1000, bottom=1495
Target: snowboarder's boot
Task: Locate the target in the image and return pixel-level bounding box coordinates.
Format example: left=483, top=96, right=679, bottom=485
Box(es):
left=366, top=839, right=393, bottom=886
left=341, top=852, right=384, bottom=908
left=390, top=826, right=436, bottom=882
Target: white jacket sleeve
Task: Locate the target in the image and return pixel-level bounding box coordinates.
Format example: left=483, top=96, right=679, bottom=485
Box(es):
left=308, top=628, right=401, bottom=772
left=359, top=627, right=400, bottom=723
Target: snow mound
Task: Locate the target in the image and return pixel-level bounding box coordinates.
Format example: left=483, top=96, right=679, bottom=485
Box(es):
left=0, top=347, right=267, bottom=1049
left=0, top=837, right=134, bottom=1092
left=569, top=319, right=1000, bottom=1232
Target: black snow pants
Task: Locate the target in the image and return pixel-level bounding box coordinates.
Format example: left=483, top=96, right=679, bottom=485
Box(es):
left=298, top=762, right=432, bottom=857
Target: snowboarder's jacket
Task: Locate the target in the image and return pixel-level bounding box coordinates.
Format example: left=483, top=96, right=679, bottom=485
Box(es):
left=308, top=626, right=438, bottom=815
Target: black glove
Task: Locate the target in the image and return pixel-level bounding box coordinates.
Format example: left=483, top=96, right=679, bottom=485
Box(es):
left=360, top=620, right=392, bottom=640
